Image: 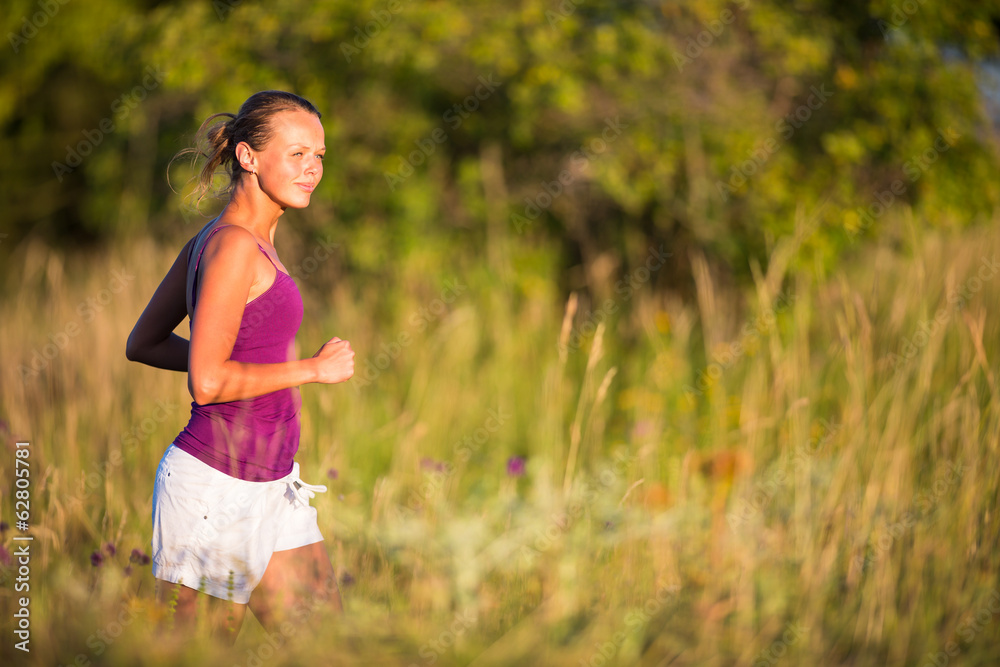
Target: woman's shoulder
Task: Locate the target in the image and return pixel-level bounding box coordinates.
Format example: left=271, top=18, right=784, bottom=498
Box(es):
left=185, top=222, right=264, bottom=314
left=205, top=223, right=258, bottom=250
left=194, top=222, right=260, bottom=264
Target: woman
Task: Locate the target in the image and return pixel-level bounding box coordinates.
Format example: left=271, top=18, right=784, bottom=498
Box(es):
left=126, top=90, right=355, bottom=637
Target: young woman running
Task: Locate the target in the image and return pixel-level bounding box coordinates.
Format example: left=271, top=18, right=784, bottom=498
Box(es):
left=126, top=90, right=354, bottom=637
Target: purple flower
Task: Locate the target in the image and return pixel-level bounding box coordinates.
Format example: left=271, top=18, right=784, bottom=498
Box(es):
left=124, top=565, right=133, bottom=577
left=90, top=551, right=104, bottom=567
left=130, top=548, right=150, bottom=566
left=327, top=468, right=338, bottom=480
left=0, top=521, right=8, bottom=535
left=104, top=542, right=116, bottom=556
left=0, top=545, right=11, bottom=567
left=339, top=571, right=355, bottom=587
left=506, top=456, right=526, bottom=477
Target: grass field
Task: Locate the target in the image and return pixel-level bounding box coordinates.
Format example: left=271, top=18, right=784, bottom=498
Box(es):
left=2, top=216, right=1000, bottom=666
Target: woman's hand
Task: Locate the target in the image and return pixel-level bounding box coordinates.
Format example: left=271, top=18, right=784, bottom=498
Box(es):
left=311, top=337, right=355, bottom=384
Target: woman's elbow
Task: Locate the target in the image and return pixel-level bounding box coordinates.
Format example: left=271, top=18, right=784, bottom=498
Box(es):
left=189, top=371, right=222, bottom=405
left=125, top=332, right=143, bottom=362
left=190, top=382, right=217, bottom=406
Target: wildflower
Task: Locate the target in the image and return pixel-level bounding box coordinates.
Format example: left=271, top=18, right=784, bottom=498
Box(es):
left=104, top=542, right=116, bottom=556
left=507, top=456, right=526, bottom=477
left=130, top=548, right=151, bottom=566
left=91, top=551, right=104, bottom=567
left=124, top=565, right=133, bottom=576
left=339, top=571, right=355, bottom=587
left=0, top=545, right=11, bottom=567
left=327, top=468, right=338, bottom=480
left=0, top=521, right=8, bottom=535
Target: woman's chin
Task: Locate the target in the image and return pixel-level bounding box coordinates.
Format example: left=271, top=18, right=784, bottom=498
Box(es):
left=273, top=193, right=313, bottom=210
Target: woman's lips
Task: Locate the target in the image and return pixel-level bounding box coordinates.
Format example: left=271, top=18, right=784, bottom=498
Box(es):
left=296, top=183, right=316, bottom=192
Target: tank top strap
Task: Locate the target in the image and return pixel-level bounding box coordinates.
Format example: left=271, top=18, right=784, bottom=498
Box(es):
left=254, top=243, right=281, bottom=273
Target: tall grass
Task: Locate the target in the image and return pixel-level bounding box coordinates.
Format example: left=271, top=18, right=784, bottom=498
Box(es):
left=2, top=218, right=1000, bottom=666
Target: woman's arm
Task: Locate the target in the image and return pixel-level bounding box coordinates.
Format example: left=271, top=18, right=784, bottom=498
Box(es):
left=125, top=237, right=194, bottom=371
left=186, top=225, right=353, bottom=405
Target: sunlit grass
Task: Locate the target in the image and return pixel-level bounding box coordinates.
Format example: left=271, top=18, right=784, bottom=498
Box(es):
left=2, top=219, right=1000, bottom=665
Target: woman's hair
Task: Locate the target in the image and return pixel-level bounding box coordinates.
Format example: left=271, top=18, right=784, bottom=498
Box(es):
left=171, top=90, right=321, bottom=208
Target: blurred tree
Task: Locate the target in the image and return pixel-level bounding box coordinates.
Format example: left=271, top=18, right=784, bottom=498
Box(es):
left=1, top=0, right=998, bottom=293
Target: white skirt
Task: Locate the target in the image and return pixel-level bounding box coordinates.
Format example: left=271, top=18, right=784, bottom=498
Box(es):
left=151, top=444, right=326, bottom=604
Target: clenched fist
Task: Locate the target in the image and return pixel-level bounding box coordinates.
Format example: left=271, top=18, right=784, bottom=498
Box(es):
left=312, top=337, right=355, bottom=384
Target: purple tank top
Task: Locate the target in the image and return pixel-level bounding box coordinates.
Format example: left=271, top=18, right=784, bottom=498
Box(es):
left=172, top=225, right=304, bottom=482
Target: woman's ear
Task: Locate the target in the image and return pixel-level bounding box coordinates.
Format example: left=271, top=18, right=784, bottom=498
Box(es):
left=236, top=141, right=255, bottom=173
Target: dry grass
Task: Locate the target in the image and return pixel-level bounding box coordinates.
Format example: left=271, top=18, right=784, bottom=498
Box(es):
left=2, top=219, right=1000, bottom=666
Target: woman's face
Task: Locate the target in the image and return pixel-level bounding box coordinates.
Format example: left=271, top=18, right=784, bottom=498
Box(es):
left=248, top=109, right=325, bottom=209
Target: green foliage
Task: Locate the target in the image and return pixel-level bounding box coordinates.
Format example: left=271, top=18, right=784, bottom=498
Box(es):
left=1, top=0, right=998, bottom=292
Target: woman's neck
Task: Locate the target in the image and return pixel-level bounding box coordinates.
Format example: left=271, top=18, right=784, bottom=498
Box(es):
left=218, top=182, right=285, bottom=245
